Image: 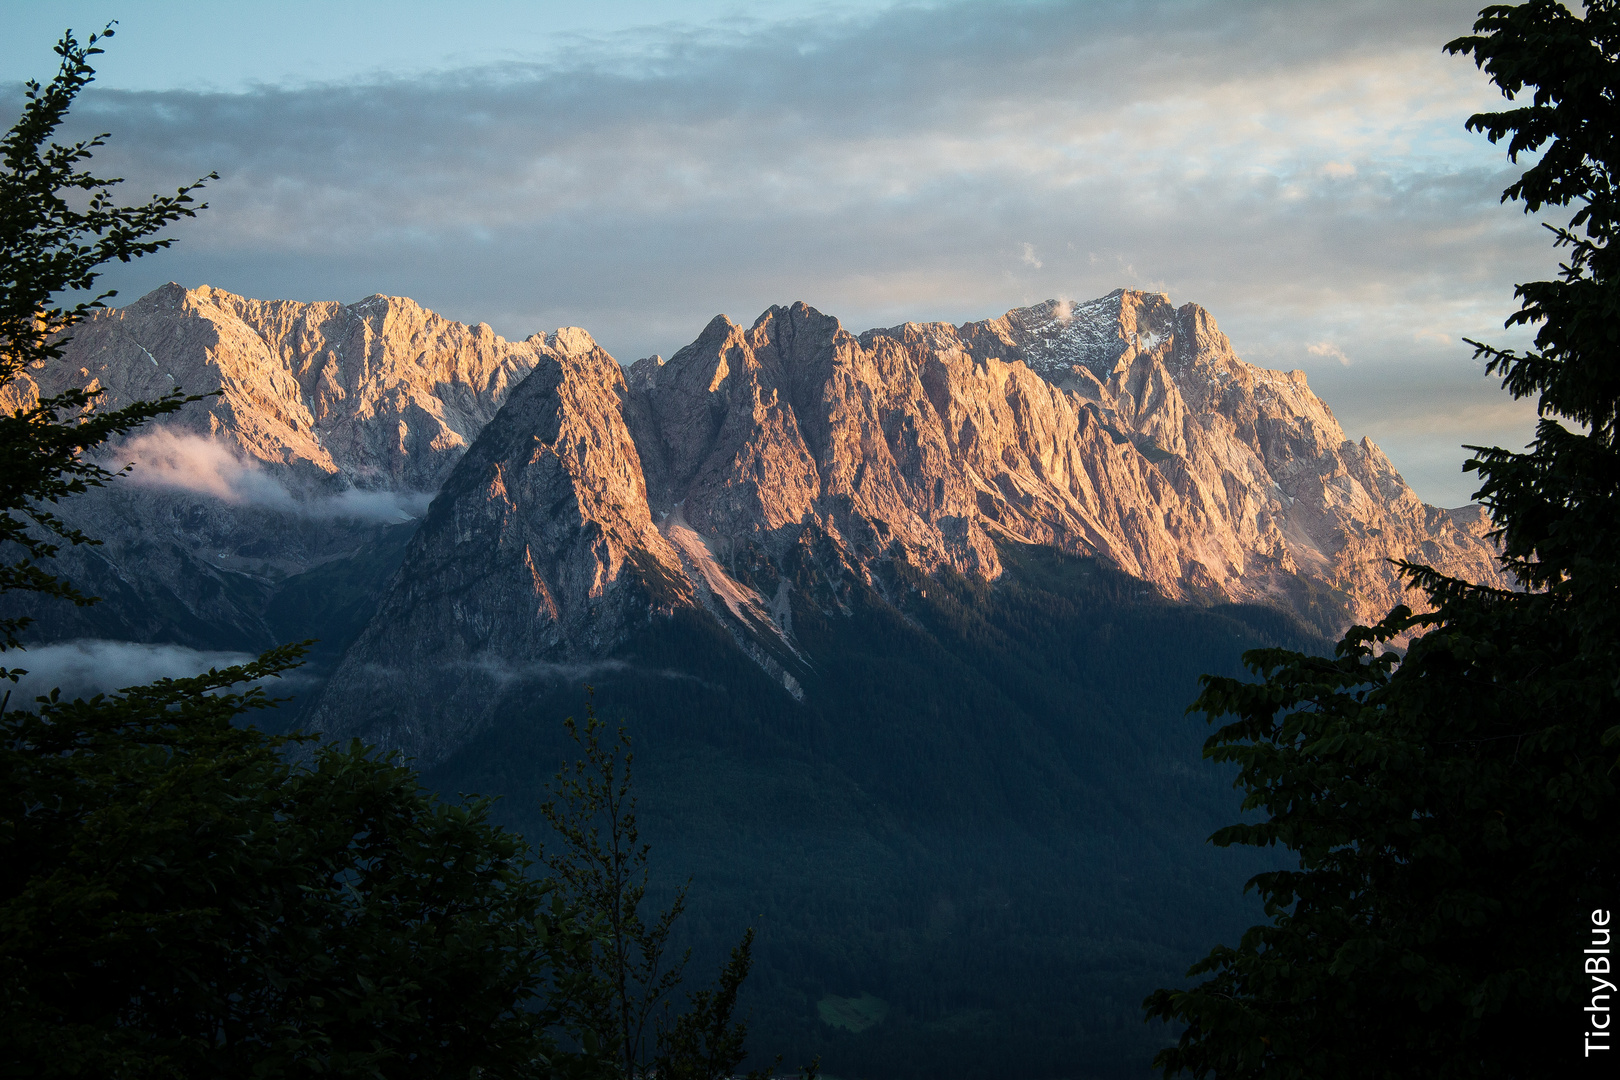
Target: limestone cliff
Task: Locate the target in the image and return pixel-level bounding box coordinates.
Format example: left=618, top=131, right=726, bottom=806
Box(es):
left=3, top=284, right=591, bottom=648
left=10, top=281, right=542, bottom=491
left=310, top=290, right=1507, bottom=761
left=306, top=339, right=692, bottom=762
left=626, top=291, right=1505, bottom=631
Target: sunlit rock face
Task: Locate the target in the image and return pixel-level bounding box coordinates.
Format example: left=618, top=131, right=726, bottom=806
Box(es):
left=959, top=290, right=1507, bottom=624
left=310, top=289, right=1507, bottom=762
left=10, top=282, right=544, bottom=492
left=306, top=339, right=696, bottom=764
left=2, top=284, right=580, bottom=647
left=628, top=290, right=1505, bottom=628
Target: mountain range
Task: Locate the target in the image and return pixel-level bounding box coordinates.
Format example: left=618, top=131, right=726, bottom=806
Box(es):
left=322, top=289, right=1501, bottom=762
left=3, top=282, right=1507, bottom=1079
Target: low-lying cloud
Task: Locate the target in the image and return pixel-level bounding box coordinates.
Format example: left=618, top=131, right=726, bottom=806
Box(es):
left=355, top=656, right=709, bottom=689
left=4, top=639, right=290, bottom=705
left=112, top=429, right=433, bottom=522
left=449, top=656, right=638, bottom=687
left=450, top=656, right=709, bottom=688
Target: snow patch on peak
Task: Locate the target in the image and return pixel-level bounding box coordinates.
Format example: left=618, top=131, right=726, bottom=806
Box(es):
left=999, top=292, right=1132, bottom=375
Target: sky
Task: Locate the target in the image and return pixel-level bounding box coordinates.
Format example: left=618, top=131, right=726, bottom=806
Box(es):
left=0, top=0, right=1562, bottom=507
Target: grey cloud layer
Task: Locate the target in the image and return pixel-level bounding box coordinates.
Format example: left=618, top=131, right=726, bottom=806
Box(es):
left=27, top=0, right=1553, bottom=504
left=5, top=640, right=297, bottom=704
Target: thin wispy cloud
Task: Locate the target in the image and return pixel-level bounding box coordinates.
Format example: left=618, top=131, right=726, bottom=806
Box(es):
left=355, top=657, right=709, bottom=688
left=1308, top=342, right=1352, bottom=367
left=110, top=430, right=432, bottom=523
left=14, top=0, right=1553, bottom=504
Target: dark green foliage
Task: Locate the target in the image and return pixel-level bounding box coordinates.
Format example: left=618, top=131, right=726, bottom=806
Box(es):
left=652, top=932, right=753, bottom=1080
left=0, top=26, right=213, bottom=675
left=1143, top=3, right=1620, bottom=1076
left=0, top=646, right=603, bottom=1079
left=1143, top=596, right=1612, bottom=1078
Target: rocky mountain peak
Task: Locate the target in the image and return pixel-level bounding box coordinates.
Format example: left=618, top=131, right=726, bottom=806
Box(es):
left=309, top=337, right=693, bottom=763
left=22, top=283, right=584, bottom=495
left=626, top=290, right=1507, bottom=629
left=4, top=284, right=609, bottom=650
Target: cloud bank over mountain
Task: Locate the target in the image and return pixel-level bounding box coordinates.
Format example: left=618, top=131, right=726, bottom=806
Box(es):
left=18, top=0, right=1550, bottom=504
left=111, top=430, right=433, bottom=522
